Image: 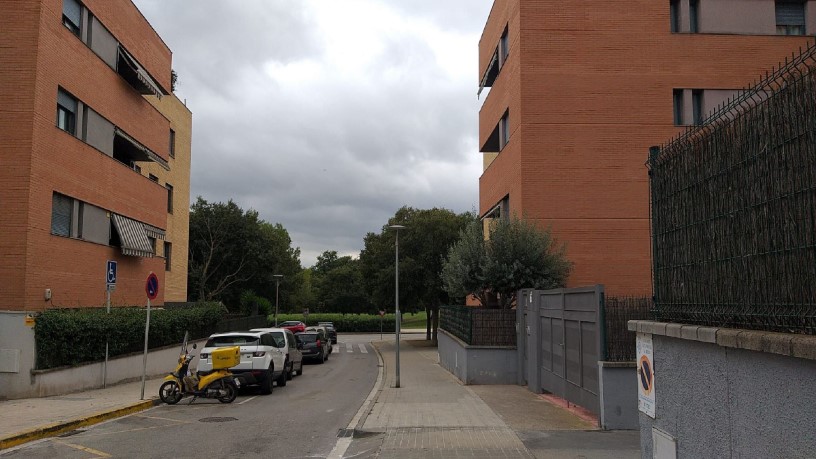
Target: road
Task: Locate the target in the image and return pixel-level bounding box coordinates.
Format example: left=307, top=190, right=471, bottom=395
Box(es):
left=2, top=334, right=380, bottom=459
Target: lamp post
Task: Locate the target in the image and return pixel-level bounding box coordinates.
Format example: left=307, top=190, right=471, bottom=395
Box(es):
left=388, top=224, right=405, bottom=388
left=273, top=274, right=283, bottom=326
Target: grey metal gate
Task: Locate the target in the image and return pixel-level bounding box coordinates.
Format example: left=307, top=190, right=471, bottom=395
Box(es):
left=523, top=285, right=603, bottom=414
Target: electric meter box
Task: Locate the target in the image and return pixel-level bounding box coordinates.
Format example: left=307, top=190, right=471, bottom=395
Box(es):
left=211, top=346, right=240, bottom=369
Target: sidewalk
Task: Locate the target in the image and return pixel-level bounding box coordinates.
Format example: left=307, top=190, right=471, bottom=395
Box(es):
left=346, top=337, right=640, bottom=458
left=0, top=377, right=165, bottom=450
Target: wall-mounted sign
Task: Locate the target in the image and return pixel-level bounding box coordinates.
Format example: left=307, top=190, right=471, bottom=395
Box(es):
left=637, top=332, right=656, bottom=418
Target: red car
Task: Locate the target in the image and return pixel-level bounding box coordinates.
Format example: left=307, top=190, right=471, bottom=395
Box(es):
left=279, top=321, right=306, bottom=333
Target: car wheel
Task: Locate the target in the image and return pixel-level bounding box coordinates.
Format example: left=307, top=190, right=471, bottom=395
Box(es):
left=277, top=362, right=288, bottom=387
left=286, top=361, right=293, bottom=380
left=295, top=360, right=303, bottom=376
left=319, top=352, right=326, bottom=364
left=260, top=366, right=274, bottom=395
left=159, top=381, right=182, bottom=405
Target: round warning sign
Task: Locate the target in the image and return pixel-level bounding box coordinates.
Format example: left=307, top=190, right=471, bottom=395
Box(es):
left=639, top=354, right=654, bottom=395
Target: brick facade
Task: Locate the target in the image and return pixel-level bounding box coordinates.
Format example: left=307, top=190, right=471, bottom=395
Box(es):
left=0, top=0, right=179, bottom=311
left=478, top=0, right=812, bottom=296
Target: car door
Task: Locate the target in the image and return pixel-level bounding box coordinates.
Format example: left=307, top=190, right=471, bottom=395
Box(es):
left=286, top=330, right=302, bottom=367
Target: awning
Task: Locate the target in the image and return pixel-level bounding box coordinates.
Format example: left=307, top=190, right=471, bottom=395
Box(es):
left=477, top=51, right=499, bottom=97
left=111, top=214, right=155, bottom=258
left=117, top=46, right=165, bottom=98
left=114, top=127, right=170, bottom=170
left=143, top=223, right=166, bottom=240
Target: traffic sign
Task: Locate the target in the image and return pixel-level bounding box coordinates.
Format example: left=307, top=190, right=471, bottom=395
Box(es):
left=379, top=310, right=386, bottom=317
left=145, top=272, right=159, bottom=300
left=106, top=260, right=117, bottom=285
left=636, top=333, right=656, bottom=418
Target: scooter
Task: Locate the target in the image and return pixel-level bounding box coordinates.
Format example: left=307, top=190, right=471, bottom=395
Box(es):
left=159, top=334, right=239, bottom=405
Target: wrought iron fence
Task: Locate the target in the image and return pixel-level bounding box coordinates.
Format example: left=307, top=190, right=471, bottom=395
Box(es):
left=648, top=43, right=816, bottom=334
left=440, top=305, right=516, bottom=346
left=602, top=296, right=653, bottom=361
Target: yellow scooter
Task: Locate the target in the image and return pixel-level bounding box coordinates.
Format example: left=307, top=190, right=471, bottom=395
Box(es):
left=159, top=334, right=239, bottom=405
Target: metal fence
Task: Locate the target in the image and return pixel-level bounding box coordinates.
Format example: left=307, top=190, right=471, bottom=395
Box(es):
left=440, top=305, right=516, bottom=346
left=602, top=296, right=653, bottom=361
left=648, top=43, right=816, bottom=334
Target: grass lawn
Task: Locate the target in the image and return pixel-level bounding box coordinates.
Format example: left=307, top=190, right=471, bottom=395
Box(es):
left=400, top=311, right=427, bottom=329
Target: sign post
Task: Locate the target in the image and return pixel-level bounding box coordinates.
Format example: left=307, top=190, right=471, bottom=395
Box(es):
left=141, top=272, right=159, bottom=400
left=103, top=261, right=117, bottom=388
left=379, top=310, right=385, bottom=340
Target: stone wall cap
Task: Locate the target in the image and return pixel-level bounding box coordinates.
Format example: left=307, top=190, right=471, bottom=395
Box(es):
left=627, top=320, right=816, bottom=361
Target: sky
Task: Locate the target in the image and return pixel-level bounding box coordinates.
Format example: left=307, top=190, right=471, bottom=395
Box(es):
left=132, top=0, right=493, bottom=268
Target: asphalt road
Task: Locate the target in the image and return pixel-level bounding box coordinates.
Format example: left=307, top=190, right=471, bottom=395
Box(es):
left=2, top=334, right=379, bottom=459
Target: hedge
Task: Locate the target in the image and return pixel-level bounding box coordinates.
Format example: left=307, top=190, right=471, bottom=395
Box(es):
left=34, top=302, right=227, bottom=370
left=272, top=313, right=397, bottom=333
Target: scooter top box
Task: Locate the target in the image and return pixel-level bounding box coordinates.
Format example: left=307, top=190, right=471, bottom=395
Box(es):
left=211, top=346, right=240, bottom=369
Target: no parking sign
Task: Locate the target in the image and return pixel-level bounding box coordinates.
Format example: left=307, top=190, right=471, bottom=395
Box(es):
left=637, top=333, right=656, bottom=418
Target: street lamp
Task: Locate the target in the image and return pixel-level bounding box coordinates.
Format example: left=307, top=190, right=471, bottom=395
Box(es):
left=388, top=224, right=405, bottom=388
left=273, top=274, right=283, bottom=326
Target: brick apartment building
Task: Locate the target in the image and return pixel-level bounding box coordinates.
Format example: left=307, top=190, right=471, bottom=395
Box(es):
left=0, top=0, right=189, bottom=313
left=478, top=0, right=813, bottom=296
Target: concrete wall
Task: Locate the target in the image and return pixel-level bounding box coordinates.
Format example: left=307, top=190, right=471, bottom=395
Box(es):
left=438, top=329, right=517, bottom=385
left=638, top=334, right=816, bottom=457
left=598, top=362, right=638, bottom=430
left=0, top=312, right=37, bottom=400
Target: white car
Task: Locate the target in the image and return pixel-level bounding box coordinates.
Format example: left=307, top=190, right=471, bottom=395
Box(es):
left=250, top=328, right=304, bottom=381
left=198, top=331, right=286, bottom=394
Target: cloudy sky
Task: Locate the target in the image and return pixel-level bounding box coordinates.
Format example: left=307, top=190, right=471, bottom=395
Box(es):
left=133, top=0, right=493, bottom=267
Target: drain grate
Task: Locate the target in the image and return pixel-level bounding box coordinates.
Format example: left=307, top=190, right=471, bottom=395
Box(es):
left=337, top=428, right=379, bottom=439
left=337, top=428, right=354, bottom=438
left=199, top=417, right=238, bottom=423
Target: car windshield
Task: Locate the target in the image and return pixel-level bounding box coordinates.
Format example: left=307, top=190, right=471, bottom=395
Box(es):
left=270, top=331, right=286, bottom=348
left=297, top=333, right=318, bottom=343
left=205, top=335, right=259, bottom=347
left=281, top=321, right=300, bottom=326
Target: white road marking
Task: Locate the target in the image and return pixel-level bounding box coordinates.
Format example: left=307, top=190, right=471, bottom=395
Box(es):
left=237, top=395, right=258, bottom=405
left=346, top=343, right=353, bottom=353
left=56, top=440, right=111, bottom=458
left=358, top=344, right=368, bottom=353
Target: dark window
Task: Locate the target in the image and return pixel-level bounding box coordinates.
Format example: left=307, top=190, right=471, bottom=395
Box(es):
left=148, top=236, right=156, bottom=254
left=776, top=1, right=806, bottom=35
left=205, top=335, right=259, bottom=347
left=499, top=27, right=509, bottom=66
left=149, top=174, right=158, bottom=182
left=499, top=112, right=510, bottom=150
left=670, top=0, right=680, bottom=32
left=166, top=183, right=174, bottom=213
left=673, top=89, right=684, bottom=125
left=56, top=89, right=78, bottom=135
left=692, top=90, right=703, bottom=125
left=164, top=241, right=172, bottom=271
left=689, top=0, right=699, bottom=33
left=169, top=129, right=175, bottom=158
left=51, top=193, right=73, bottom=237
left=62, top=0, right=81, bottom=35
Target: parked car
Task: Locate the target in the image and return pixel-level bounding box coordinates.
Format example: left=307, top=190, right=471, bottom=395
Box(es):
left=251, top=327, right=303, bottom=381
left=305, top=326, right=333, bottom=354
left=295, top=331, right=329, bottom=363
left=198, top=331, right=285, bottom=394
left=318, top=322, right=338, bottom=344
left=279, top=321, right=306, bottom=333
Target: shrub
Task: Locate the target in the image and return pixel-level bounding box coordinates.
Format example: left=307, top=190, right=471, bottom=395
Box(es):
left=272, top=313, right=396, bottom=333
left=34, top=302, right=227, bottom=369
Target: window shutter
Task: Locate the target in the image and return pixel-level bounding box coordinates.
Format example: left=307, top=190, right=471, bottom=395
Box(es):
left=63, top=0, right=82, bottom=27
left=776, top=2, right=805, bottom=25
left=57, top=89, right=77, bottom=113
left=51, top=194, right=72, bottom=236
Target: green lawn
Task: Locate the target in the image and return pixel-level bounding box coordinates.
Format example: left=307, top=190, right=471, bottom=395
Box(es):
left=400, top=311, right=427, bottom=329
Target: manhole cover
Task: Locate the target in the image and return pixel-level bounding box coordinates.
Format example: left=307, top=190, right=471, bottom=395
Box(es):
left=199, top=417, right=238, bottom=423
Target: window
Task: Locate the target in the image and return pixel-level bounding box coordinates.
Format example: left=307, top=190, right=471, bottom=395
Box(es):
left=673, top=89, right=684, bottom=125
left=166, top=184, right=174, bottom=213
left=51, top=193, right=73, bottom=237
left=62, top=0, right=81, bottom=35
left=169, top=129, right=175, bottom=158
left=670, top=0, right=680, bottom=33
left=56, top=89, right=78, bottom=135
left=689, top=0, right=699, bottom=33
left=164, top=241, right=172, bottom=271
left=692, top=90, right=703, bottom=125
left=776, top=1, right=806, bottom=35
left=149, top=174, right=158, bottom=182
left=148, top=236, right=156, bottom=254
left=499, top=27, right=509, bottom=66
left=499, top=112, right=510, bottom=150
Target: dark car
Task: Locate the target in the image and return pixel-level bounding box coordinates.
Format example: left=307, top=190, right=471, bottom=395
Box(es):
left=295, top=331, right=329, bottom=363
left=318, top=322, right=338, bottom=344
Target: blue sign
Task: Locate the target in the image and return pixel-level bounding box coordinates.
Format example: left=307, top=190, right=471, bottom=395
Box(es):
left=106, top=261, right=117, bottom=285
left=145, top=272, right=159, bottom=300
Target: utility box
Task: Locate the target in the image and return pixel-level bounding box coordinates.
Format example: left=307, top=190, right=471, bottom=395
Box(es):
left=211, top=346, right=240, bottom=369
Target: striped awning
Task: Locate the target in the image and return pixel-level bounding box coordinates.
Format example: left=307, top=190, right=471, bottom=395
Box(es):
left=114, top=127, right=169, bottom=171
left=111, top=214, right=154, bottom=258
left=117, top=45, right=165, bottom=98
left=143, top=223, right=166, bottom=240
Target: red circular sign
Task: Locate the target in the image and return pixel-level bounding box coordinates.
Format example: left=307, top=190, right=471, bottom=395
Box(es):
left=145, top=272, right=159, bottom=300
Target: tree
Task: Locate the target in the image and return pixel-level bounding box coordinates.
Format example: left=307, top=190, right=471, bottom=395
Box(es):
left=441, top=216, right=572, bottom=309
left=360, top=206, right=476, bottom=341
left=311, top=251, right=371, bottom=314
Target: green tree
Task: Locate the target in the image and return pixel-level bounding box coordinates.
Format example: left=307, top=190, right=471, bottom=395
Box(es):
left=310, top=251, right=371, bottom=314
left=441, top=216, right=572, bottom=309
left=360, top=206, right=475, bottom=341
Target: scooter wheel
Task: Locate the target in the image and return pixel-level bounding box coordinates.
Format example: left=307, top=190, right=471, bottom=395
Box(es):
left=159, top=381, right=183, bottom=405
left=218, top=381, right=237, bottom=404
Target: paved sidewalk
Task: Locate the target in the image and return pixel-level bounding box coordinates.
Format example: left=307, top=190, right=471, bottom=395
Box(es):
left=0, top=377, right=164, bottom=450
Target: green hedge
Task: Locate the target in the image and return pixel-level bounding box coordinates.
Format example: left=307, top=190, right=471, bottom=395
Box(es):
left=34, top=302, right=227, bottom=370
left=272, top=313, right=397, bottom=333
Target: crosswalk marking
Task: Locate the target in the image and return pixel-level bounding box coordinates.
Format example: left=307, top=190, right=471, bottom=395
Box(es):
left=358, top=343, right=368, bottom=353
left=336, top=343, right=369, bottom=354
left=346, top=343, right=353, bottom=353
